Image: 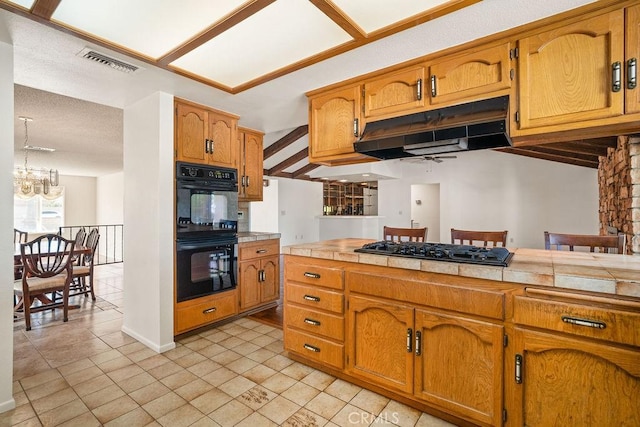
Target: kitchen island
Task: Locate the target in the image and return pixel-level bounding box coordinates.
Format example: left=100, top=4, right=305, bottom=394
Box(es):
left=282, top=238, right=640, bottom=427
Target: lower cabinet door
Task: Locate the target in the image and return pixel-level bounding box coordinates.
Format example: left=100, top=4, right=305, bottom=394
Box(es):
left=413, top=309, right=504, bottom=426
left=509, top=327, right=640, bottom=427
left=346, top=295, right=414, bottom=394
left=260, top=256, right=280, bottom=303
left=239, top=260, right=260, bottom=310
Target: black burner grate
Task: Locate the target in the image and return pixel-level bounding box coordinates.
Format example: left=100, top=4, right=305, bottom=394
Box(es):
left=354, top=241, right=513, bottom=267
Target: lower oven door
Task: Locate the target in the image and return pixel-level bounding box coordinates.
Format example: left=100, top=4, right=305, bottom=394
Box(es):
left=176, top=238, right=237, bottom=303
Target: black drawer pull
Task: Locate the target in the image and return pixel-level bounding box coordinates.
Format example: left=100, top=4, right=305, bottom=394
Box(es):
left=561, top=316, right=606, bottom=329
left=303, top=343, right=320, bottom=352
left=303, top=272, right=321, bottom=279
left=202, top=307, right=217, bottom=314
left=304, top=318, right=321, bottom=326
left=303, top=294, right=320, bottom=302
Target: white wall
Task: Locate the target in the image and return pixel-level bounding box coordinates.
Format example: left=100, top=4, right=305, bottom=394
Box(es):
left=122, top=92, right=175, bottom=353
left=60, top=175, right=97, bottom=226
left=277, top=178, right=323, bottom=247
left=378, top=149, right=598, bottom=249
left=249, top=178, right=279, bottom=233
left=96, top=171, right=124, bottom=224
left=411, top=184, right=440, bottom=242
left=0, top=38, right=16, bottom=414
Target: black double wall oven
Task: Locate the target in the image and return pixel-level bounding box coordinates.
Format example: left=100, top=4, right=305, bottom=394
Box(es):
left=175, top=162, right=239, bottom=303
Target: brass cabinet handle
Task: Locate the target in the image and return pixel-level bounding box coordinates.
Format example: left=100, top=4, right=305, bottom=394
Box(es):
left=204, top=139, right=210, bottom=153
left=628, top=58, right=637, bottom=89
left=353, top=118, right=359, bottom=137
left=256, top=249, right=267, bottom=254
left=430, top=75, right=437, bottom=97
left=303, top=294, right=320, bottom=302
left=415, top=330, right=422, bottom=356
left=303, top=272, right=321, bottom=279
left=561, top=316, right=606, bottom=329
left=416, top=78, right=422, bottom=100
left=246, top=176, right=250, bottom=187
left=612, top=61, right=622, bottom=92
left=210, top=138, right=215, bottom=153
left=303, top=343, right=320, bottom=352
left=241, top=176, right=246, bottom=187
left=202, top=307, right=217, bottom=314
left=406, top=328, right=413, bottom=353
left=515, top=354, right=523, bottom=384
left=304, top=318, right=321, bottom=326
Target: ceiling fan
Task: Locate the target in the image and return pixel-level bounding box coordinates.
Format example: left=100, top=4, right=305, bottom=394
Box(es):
left=422, top=155, right=457, bottom=163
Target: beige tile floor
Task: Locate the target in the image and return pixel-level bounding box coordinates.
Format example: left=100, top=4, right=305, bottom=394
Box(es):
left=4, top=264, right=455, bottom=427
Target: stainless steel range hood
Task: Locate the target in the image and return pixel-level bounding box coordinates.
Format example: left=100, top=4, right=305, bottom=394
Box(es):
left=354, top=96, right=512, bottom=160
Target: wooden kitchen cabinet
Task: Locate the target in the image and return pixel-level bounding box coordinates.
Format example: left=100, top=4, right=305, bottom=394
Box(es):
left=345, top=267, right=510, bottom=426
left=514, top=10, right=625, bottom=134
left=507, top=291, right=640, bottom=426
left=238, top=239, right=280, bottom=311
left=308, top=84, right=373, bottom=166
left=175, top=98, right=239, bottom=169
left=284, top=256, right=345, bottom=369
left=238, top=127, right=264, bottom=201
left=626, top=4, right=640, bottom=114
left=174, top=290, right=237, bottom=335
left=428, top=42, right=512, bottom=107
left=347, top=294, right=415, bottom=394
left=363, top=65, right=426, bottom=119
left=414, top=309, right=504, bottom=427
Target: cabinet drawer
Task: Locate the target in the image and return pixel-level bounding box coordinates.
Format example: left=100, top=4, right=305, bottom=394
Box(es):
left=285, top=327, right=344, bottom=370
left=513, top=295, right=640, bottom=347
left=239, top=240, right=279, bottom=261
left=286, top=283, right=344, bottom=314
left=175, top=291, right=237, bottom=334
left=285, top=262, right=343, bottom=290
left=286, top=305, right=344, bottom=341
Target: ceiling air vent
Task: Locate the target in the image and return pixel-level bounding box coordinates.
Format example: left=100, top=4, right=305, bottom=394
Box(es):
left=77, top=48, right=142, bottom=74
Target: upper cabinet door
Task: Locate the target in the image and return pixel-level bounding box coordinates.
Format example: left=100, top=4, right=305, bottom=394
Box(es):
left=428, top=43, right=512, bottom=106
left=309, top=84, right=362, bottom=161
left=626, top=4, right=640, bottom=114
left=364, top=65, right=426, bottom=119
left=175, top=102, right=208, bottom=164
left=240, top=129, right=264, bottom=201
left=516, top=11, right=625, bottom=132
left=207, top=110, right=237, bottom=169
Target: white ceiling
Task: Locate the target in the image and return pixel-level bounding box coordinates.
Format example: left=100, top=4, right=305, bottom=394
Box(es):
left=2, top=0, right=596, bottom=178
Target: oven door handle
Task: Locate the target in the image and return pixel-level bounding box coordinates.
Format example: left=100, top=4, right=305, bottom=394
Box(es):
left=177, top=241, right=235, bottom=251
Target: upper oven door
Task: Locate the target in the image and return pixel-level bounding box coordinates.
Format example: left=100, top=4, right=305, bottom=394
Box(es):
left=176, top=162, right=239, bottom=236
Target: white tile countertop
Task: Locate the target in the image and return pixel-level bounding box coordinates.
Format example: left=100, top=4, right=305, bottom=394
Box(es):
left=237, top=232, right=281, bottom=243
left=282, top=238, right=640, bottom=298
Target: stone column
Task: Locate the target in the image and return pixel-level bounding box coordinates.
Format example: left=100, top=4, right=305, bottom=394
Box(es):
left=631, top=136, right=640, bottom=255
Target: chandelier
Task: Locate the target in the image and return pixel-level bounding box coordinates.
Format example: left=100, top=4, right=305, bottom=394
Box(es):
left=13, top=116, right=61, bottom=199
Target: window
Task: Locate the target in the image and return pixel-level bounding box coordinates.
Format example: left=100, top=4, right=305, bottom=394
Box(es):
left=14, top=190, right=65, bottom=233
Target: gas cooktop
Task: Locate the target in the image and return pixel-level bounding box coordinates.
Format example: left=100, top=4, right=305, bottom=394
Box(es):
left=354, top=241, right=513, bottom=267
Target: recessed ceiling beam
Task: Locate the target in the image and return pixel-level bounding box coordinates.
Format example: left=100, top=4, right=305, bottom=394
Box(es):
left=292, top=162, right=320, bottom=178
left=158, top=0, right=277, bottom=65
left=266, top=147, right=308, bottom=175
left=309, top=0, right=366, bottom=39
left=499, top=148, right=598, bottom=168
left=31, top=0, right=61, bottom=19
left=263, top=125, right=308, bottom=160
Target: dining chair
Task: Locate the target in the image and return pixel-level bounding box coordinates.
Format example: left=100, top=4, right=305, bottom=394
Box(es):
left=14, top=228, right=29, bottom=280
left=14, top=228, right=28, bottom=243
left=451, top=228, right=508, bottom=247
left=70, top=228, right=100, bottom=300
left=544, top=231, right=626, bottom=254
left=383, top=226, right=427, bottom=242
left=14, top=234, right=76, bottom=331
